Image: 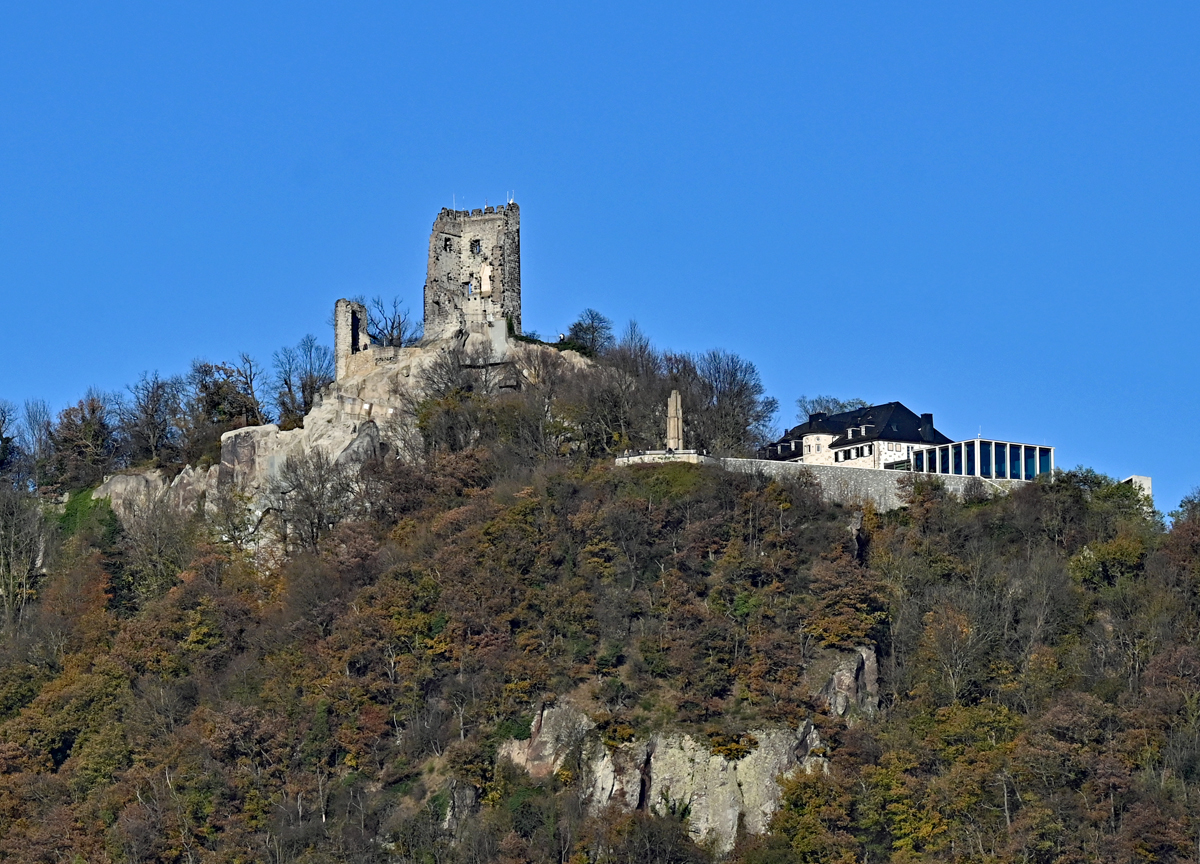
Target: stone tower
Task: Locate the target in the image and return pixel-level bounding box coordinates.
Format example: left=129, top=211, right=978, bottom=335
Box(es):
left=423, top=203, right=521, bottom=344
left=334, top=298, right=370, bottom=381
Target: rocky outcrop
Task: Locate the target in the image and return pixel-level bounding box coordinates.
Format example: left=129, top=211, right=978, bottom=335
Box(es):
left=94, top=341, right=588, bottom=526
left=441, top=779, right=479, bottom=833
left=499, top=703, right=826, bottom=856
left=820, top=645, right=880, bottom=718
left=93, top=470, right=167, bottom=519
left=163, top=464, right=220, bottom=513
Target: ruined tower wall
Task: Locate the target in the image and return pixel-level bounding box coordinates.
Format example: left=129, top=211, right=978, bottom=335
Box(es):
left=334, top=298, right=370, bottom=381
left=423, top=203, right=520, bottom=342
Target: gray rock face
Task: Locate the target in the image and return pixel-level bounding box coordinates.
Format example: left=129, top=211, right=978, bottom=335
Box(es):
left=500, top=704, right=826, bottom=856
left=164, top=464, right=219, bottom=513
left=820, top=645, right=880, bottom=718
left=92, top=470, right=166, bottom=518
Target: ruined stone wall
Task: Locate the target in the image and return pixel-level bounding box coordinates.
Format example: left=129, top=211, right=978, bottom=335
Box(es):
left=334, top=298, right=370, bottom=381
left=423, top=203, right=520, bottom=341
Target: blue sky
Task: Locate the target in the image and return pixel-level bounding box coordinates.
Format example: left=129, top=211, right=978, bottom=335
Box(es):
left=2, top=3, right=1198, bottom=511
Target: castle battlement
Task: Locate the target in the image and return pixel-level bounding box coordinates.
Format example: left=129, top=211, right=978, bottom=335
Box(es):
left=424, top=202, right=520, bottom=345
left=335, top=201, right=522, bottom=383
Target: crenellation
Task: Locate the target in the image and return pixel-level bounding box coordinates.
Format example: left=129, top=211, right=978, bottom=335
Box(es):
left=423, top=201, right=520, bottom=346
left=334, top=201, right=522, bottom=385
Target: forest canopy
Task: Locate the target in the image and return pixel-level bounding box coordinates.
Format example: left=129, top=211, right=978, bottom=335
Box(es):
left=0, top=310, right=1194, bottom=863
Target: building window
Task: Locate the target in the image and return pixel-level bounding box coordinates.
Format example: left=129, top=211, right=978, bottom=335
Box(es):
left=443, top=237, right=452, bottom=251
left=470, top=239, right=481, bottom=255
left=1039, top=447, right=1052, bottom=476
left=866, top=444, right=873, bottom=456
left=816, top=444, right=821, bottom=452
left=966, top=442, right=975, bottom=475
left=914, top=451, right=925, bottom=472
left=980, top=442, right=992, bottom=477
left=1010, top=445, right=1022, bottom=480
left=995, top=443, right=1007, bottom=478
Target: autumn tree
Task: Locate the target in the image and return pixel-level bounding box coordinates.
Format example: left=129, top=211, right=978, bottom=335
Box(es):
left=47, top=390, right=119, bottom=489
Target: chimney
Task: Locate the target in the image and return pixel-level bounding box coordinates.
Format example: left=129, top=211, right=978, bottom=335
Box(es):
left=919, top=413, right=933, bottom=440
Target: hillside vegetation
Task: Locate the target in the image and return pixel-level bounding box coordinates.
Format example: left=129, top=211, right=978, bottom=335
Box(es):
left=0, top=321, right=1197, bottom=863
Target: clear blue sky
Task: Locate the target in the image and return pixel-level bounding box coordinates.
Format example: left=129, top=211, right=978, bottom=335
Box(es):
left=2, top=4, right=1198, bottom=511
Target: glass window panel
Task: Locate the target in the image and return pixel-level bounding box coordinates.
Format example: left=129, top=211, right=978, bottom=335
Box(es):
left=995, top=443, right=1007, bottom=478
left=1024, top=446, right=1036, bottom=480
left=1039, top=448, right=1051, bottom=476
left=980, top=442, right=992, bottom=478
left=1010, top=444, right=1022, bottom=480
left=953, top=443, right=963, bottom=474
left=940, top=446, right=950, bottom=474
left=914, top=451, right=924, bottom=472
left=966, top=442, right=975, bottom=476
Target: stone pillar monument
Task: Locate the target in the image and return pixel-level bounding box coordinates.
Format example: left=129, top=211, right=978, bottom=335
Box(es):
left=666, top=390, right=683, bottom=451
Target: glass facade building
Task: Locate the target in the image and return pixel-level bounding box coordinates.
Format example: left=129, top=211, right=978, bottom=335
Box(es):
left=911, top=440, right=1053, bottom=481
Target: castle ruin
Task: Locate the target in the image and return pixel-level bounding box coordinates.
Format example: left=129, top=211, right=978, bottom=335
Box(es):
left=334, top=202, right=521, bottom=381
left=424, top=203, right=520, bottom=347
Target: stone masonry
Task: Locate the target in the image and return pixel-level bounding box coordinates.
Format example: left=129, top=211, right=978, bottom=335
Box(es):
left=334, top=298, right=370, bottom=381
left=424, top=203, right=521, bottom=344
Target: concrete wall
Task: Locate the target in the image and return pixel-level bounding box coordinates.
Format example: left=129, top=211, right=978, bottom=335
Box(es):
left=424, top=203, right=520, bottom=342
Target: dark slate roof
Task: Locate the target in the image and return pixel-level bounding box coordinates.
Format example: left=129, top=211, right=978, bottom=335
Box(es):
left=758, top=401, right=952, bottom=461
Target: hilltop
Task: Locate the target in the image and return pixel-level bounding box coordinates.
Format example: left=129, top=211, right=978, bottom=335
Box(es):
left=0, top=204, right=1194, bottom=863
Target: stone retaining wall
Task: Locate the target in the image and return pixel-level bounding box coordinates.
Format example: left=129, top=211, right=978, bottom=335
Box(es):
left=615, top=453, right=1027, bottom=511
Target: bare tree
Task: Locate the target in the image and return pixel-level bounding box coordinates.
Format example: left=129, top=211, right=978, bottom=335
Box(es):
left=120, top=491, right=198, bottom=601
left=273, top=335, right=335, bottom=429
left=367, top=295, right=422, bottom=347
left=266, top=449, right=356, bottom=551
left=0, top=484, right=45, bottom=634
left=19, top=399, right=52, bottom=484
left=121, top=372, right=186, bottom=466
left=208, top=484, right=263, bottom=551
left=796, top=394, right=869, bottom=422
left=233, top=353, right=270, bottom=426
left=567, top=308, right=615, bottom=355
left=670, top=350, right=778, bottom=455
left=609, top=320, right=661, bottom=381
left=0, top=400, right=17, bottom=475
